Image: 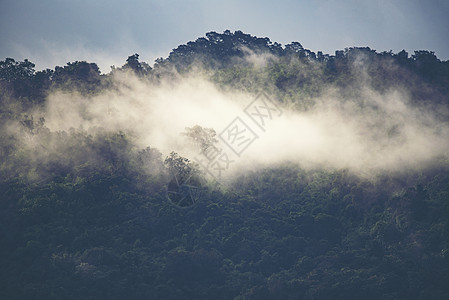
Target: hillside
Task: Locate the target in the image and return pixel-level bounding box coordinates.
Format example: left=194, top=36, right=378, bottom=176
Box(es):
left=1, top=30, right=449, bottom=299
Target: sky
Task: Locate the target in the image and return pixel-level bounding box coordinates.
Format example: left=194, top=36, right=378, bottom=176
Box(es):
left=1, top=0, right=448, bottom=73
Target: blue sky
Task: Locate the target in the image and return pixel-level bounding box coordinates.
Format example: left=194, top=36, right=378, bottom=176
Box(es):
left=1, top=0, right=448, bottom=73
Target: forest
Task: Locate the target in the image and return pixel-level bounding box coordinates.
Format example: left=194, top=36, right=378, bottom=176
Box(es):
left=1, top=30, right=449, bottom=299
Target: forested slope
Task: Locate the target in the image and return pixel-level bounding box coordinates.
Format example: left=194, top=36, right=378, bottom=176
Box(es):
left=1, top=31, right=449, bottom=299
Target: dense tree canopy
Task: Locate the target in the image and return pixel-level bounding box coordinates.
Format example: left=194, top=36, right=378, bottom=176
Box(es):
left=1, top=30, right=449, bottom=299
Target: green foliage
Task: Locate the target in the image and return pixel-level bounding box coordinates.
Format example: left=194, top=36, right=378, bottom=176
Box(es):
left=52, top=61, right=103, bottom=93
left=181, top=125, right=218, bottom=152
left=1, top=30, right=449, bottom=299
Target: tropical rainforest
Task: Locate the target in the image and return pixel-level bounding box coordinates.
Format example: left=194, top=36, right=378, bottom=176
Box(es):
left=1, top=30, right=449, bottom=299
